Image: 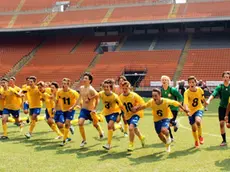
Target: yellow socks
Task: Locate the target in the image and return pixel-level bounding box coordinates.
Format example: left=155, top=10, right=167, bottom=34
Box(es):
left=79, top=126, right=86, bottom=141
left=198, top=125, right=202, bottom=137
left=108, top=130, right=113, bottom=145
left=124, top=124, right=128, bottom=133
left=63, top=128, right=69, bottom=141
left=37, top=116, right=45, bottom=121
left=60, top=128, right=64, bottom=135
left=51, top=123, right=63, bottom=136
left=192, top=131, right=199, bottom=142
left=70, top=119, right=79, bottom=126
left=8, top=117, right=15, bottom=123
left=29, top=120, right=36, bottom=133
left=114, top=123, right=121, bottom=130
left=2, top=123, right=7, bottom=136
left=20, top=117, right=29, bottom=122
left=96, top=124, right=103, bottom=135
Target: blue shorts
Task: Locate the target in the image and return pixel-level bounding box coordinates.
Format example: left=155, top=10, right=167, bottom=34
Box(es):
left=54, top=110, right=64, bottom=123
left=79, top=108, right=92, bottom=121
left=63, top=110, right=75, bottom=121
left=105, top=113, right=119, bottom=123
left=30, top=108, right=41, bottom=116
left=23, top=102, right=29, bottom=111
left=154, top=118, right=170, bottom=134
left=3, top=108, right=20, bottom=118
left=189, top=110, right=203, bottom=125
left=126, top=115, right=140, bottom=128
left=45, top=109, right=54, bottom=119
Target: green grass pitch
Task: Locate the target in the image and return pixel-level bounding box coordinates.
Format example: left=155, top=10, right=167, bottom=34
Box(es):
left=0, top=99, right=229, bottom=172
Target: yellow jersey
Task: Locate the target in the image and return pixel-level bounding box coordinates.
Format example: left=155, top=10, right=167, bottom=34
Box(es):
left=99, top=91, right=122, bottom=116
left=184, top=87, right=204, bottom=115
left=119, top=91, right=145, bottom=120
left=10, top=85, right=22, bottom=106
left=0, top=87, right=5, bottom=111
left=145, top=98, right=181, bottom=122
left=229, top=97, right=230, bottom=103
left=57, top=89, right=79, bottom=111
left=41, top=92, right=55, bottom=109
left=45, top=87, right=52, bottom=95
left=23, top=86, right=42, bottom=108
left=22, top=84, right=28, bottom=102
left=2, top=87, right=21, bottom=110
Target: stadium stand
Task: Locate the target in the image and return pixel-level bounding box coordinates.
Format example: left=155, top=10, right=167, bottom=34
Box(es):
left=108, top=5, right=171, bottom=22
left=13, top=13, right=48, bottom=28
left=180, top=49, right=230, bottom=81
left=0, top=0, right=21, bottom=12
left=177, top=1, right=230, bottom=18
left=190, top=33, right=230, bottom=49
left=0, top=36, right=41, bottom=77
left=21, top=0, right=57, bottom=11
left=49, top=9, right=108, bottom=26
left=91, top=50, right=181, bottom=87
left=120, top=35, right=156, bottom=51
left=0, top=15, right=12, bottom=28
left=154, top=34, right=187, bottom=50
left=80, top=0, right=156, bottom=7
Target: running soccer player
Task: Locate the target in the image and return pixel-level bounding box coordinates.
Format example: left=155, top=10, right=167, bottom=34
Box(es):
left=160, top=75, right=183, bottom=141
left=114, top=75, right=129, bottom=137
left=0, top=78, right=24, bottom=139
left=37, top=81, right=63, bottom=139
left=184, top=76, right=206, bottom=148
left=23, top=76, right=43, bottom=139
left=70, top=73, right=104, bottom=147
left=0, top=85, right=4, bottom=118
left=98, top=79, right=124, bottom=150
left=133, top=88, right=189, bottom=152
left=22, top=77, right=30, bottom=115
left=56, top=78, right=79, bottom=146
left=119, top=81, right=145, bottom=151
left=206, top=71, right=230, bottom=146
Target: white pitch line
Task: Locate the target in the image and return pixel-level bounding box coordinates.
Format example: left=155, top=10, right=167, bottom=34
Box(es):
left=178, top=116, right=230, bottom=139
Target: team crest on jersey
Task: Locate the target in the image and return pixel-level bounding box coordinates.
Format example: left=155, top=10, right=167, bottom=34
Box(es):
left=168, top=93, right=171, bottom=97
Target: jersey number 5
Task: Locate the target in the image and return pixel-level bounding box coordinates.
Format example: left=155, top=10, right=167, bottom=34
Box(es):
left=63, top=97, right=70, bottom=105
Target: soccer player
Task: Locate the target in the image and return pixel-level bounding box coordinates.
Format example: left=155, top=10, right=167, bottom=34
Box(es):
left=55, top=78, right=79, bottom=146
left=160, top=75, right=183, bottom=141
left=184, top=76, right=206, bottom=148
left=225, top=97, right=230, bottom=128
left=70, top=73, right=104, bottom=147
left=206, top=71, right=230, bottom=146
left=23, top=76, right=43, bottom=139
left=22, top=77, right=30, bottom=115
left=114, top=75, right=129, bottom=137
left=37, top=81, right=63, bottom=139
left=0, top=85, right=4, bottom=118
left=0, top=78, right=24, bottom=139
left=119, top=81, right=145, bottom=151
left=97, top=79, right=124, bottom=150
left=133, top=88, right=189, bottom=152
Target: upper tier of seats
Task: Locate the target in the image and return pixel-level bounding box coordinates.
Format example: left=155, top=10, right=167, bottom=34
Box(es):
left=0, top=1, right=230, bottom=29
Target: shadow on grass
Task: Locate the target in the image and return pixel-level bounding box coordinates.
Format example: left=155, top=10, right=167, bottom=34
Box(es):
left=215, top=158, right=230, bottom=171
left=168, top=147, right=199, bottom=159
left=128, top=151, right=165, bottom=165
left=99, top=150, right=131, bottom=161
left=205, top=145, right=228, bottom=151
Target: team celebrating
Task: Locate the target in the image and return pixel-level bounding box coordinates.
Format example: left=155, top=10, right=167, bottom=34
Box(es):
left=0, top=71, right=230, bottom=153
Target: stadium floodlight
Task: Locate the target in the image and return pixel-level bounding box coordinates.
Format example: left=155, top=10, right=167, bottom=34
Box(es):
left=175, top=0, right=186, bottom=3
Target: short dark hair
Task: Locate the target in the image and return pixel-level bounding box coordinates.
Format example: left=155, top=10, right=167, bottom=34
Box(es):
left=37, top=81, right=45, bottom=87
left=188, top=76, right=197, bottom=82
left=51, top=82, right=59, bottom=89
left=152, top=88, right=161, bottom=95
left=121, top=81, right=130, bottom=87
left=1, top=78, right=9, bottom=82
left=222, top=71, right=230, bottom=77
left=83, top=72, right=93, bottom=84
left=29, top=76, right=37, bottom=83
left=10, top=77, right=16, bottom=81
left=26, top=77, right=30, bottom=81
